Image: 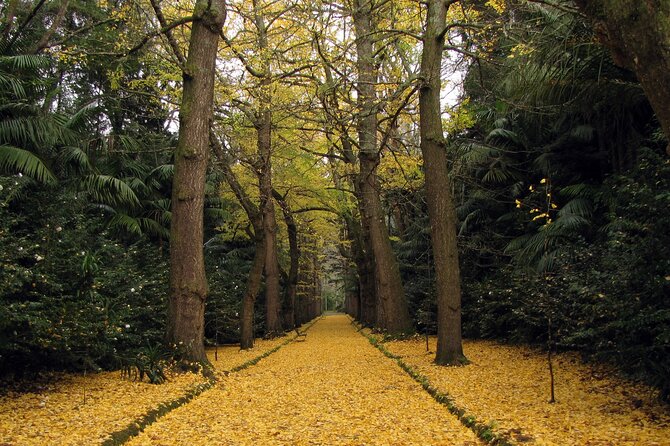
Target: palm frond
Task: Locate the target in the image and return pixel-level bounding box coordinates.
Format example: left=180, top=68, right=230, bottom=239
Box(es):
left=138, top=217, right=170, bottom=239
left=58, top=146, right=93, bottom=172
left=0, top=54, right=50, bottom=70
left=147, top=164, right=174, bottom=182
left=0, top=73, right=26, bottom=98
left=81, top=174, right=141, bottom=209
left=0, top=144, right=57, bottom=184
left=558, top=198, right=593, bottom=218
left=108, top=213, right=143, bottom=237
left=66, top=102, right=99, bottom=130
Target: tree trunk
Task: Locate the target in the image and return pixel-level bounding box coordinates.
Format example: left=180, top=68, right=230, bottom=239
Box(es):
left=257, top=109, right=283, bottom=335
left=240, top=235, right=265, bottom=349
left=352, top=0, right=412, bottom=334
left=575, top=0, right=670, bottom=155
left=210, top=132, right=264, bottom=350
left=167, top=0, right=226, bottom=363
left=273, top=189, right=299, bottom=329
left=419, top=0, right=466, bottom=365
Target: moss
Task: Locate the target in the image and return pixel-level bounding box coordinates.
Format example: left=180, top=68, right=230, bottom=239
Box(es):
left=359, top=326, right=517, bottom=446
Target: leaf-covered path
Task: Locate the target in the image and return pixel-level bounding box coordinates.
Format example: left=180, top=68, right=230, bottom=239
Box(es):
left=128, top=314, right=482, bottom=445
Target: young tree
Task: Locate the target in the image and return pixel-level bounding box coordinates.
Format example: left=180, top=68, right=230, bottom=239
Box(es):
left=210, top=133, right=264, bottom=349
left=167, top=0, right=226, bottom=363
left=418, top=0, right=466, bottom=365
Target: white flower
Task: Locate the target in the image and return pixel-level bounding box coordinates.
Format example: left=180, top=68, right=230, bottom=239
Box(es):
left=125, top=324, right=130, bottom=329
left=17, top=173, right=22, bottom=178
left=130, top=287, right=135, bottom=292
left=35, top=255, right=43, bottom=261
left=18, top=247, right=23, bottom=251
left=0, top=185, right=3, bottom=191
left=55, top=227, right=62, bottom=232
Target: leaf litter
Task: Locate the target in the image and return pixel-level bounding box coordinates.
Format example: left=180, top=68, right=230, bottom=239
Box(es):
left=0, top=333, right=293, bottom=445
left=385, top=337, right=670, bottom=445
left=128, top=315, right=482, bottom=445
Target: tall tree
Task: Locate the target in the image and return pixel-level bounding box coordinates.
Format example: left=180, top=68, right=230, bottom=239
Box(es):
left=210, top=133, right=264, bottom=349
left=166, top=0, right=226, bottom=363
left=575, top=0, right=670, bottom=154
left=351, top=0, right=412, bottom=333
left=418, top=0, right=466, bottom=364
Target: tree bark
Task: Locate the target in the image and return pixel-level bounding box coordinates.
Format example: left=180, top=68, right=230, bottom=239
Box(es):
left=240, top=234, right=265, bottom=349
left=351, top=0, right=412, bottom=334
left=419, top=0, right=466, bottom=365
left=167, top=0, right=226, bottom=363
left=31, top=0, right=69, bottom=53
left=575, top=0, right=670, bottom=155
left=257, top=109, right=283, bottom=335
left=273, top=189, right=299, bottom=330
left=250, top=0, right=283, bottom=335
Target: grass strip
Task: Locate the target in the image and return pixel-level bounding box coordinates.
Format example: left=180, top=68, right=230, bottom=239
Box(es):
left=102, top=378, right=215, bottom=446
left=103, top=317, right=322, bottom=445
left=358, top=324, right=516, bottom=446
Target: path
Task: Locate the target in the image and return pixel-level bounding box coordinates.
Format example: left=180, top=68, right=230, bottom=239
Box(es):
left=128, top=315, right=482, bottom=445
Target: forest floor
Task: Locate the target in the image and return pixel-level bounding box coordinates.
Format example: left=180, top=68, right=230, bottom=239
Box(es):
left=0, top=314, right=668, bottom=445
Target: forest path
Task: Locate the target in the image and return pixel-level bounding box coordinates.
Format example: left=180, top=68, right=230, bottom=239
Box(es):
left=127, top=314, right=482, bottom=445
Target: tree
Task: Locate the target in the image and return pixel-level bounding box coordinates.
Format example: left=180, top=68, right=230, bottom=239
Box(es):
left=166, top=0, right=226, bottom=363
left=210, top=133, right=264, bottom=349
left=418, top=0, right=466, bottom=364
left=350, top=0, right=413, bottom=333
left=575, top=0, right=670, bottom=155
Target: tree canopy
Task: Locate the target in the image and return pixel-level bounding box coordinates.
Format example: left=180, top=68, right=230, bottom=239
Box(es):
left=1, top=0, right=668, bottom=400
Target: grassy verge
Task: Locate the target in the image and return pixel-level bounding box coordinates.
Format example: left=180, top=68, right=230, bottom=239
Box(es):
left=356, top=321, right=516, bottom=446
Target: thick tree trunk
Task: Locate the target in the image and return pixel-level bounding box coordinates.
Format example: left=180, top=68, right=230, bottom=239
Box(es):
left=576, top=0, right=670, bottom=154
left=355, top=214, right=377, bottom=326
left=250, top=0, right=282, bottom=335
left=257, top=109, right=283, bottom=335
left=167, top=0, right=225, bottom=363
left=352, top=0, right=412, bottom=334
left=419, top=0, right=465, bottom=365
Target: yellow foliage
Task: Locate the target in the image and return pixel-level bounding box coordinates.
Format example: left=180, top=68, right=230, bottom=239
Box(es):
left=485, top=0, right=506, bottom=14
left=378, top=151, right=424, bottom=192
left=445, top=98, right=476, bottom=135
left=386, top=338, right=670, bottom=446
left=129, top=316, right=481, bottom=445
left=0, top=370, right=204, bottom=445
left=0, top=333, right=295, bottom=445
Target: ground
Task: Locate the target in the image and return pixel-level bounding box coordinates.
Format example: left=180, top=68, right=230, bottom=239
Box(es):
left=1, top=314, right=668, bottom=445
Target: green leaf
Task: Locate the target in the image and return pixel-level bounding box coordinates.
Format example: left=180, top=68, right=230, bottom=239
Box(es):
left=0, top=144, right=57, bottom=184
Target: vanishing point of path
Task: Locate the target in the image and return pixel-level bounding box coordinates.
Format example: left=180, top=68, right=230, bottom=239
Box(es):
left=128, top=314, right=482, bottom=445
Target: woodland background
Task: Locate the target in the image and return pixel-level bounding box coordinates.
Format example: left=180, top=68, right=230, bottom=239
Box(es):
left=0, top=0, right=668, bottom=401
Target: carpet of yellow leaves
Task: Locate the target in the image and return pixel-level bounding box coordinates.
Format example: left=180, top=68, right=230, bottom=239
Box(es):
left=385, top=337, right=670, bottom=446
left=0, top=331, right=295, bottom=445
left=0, top=369, right=204, bottom=445
left=128, top=315, right=482, bottom=446
left=205, top=335, right=292, bottom=373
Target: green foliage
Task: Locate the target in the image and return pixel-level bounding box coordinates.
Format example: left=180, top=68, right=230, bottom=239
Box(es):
left=120, top=343, right=170, bottom=384
left=0, top=179, right=169, bottom=376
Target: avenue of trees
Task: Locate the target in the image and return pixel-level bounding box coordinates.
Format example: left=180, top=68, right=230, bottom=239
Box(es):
left=0, top=0, right=668, bottom=399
